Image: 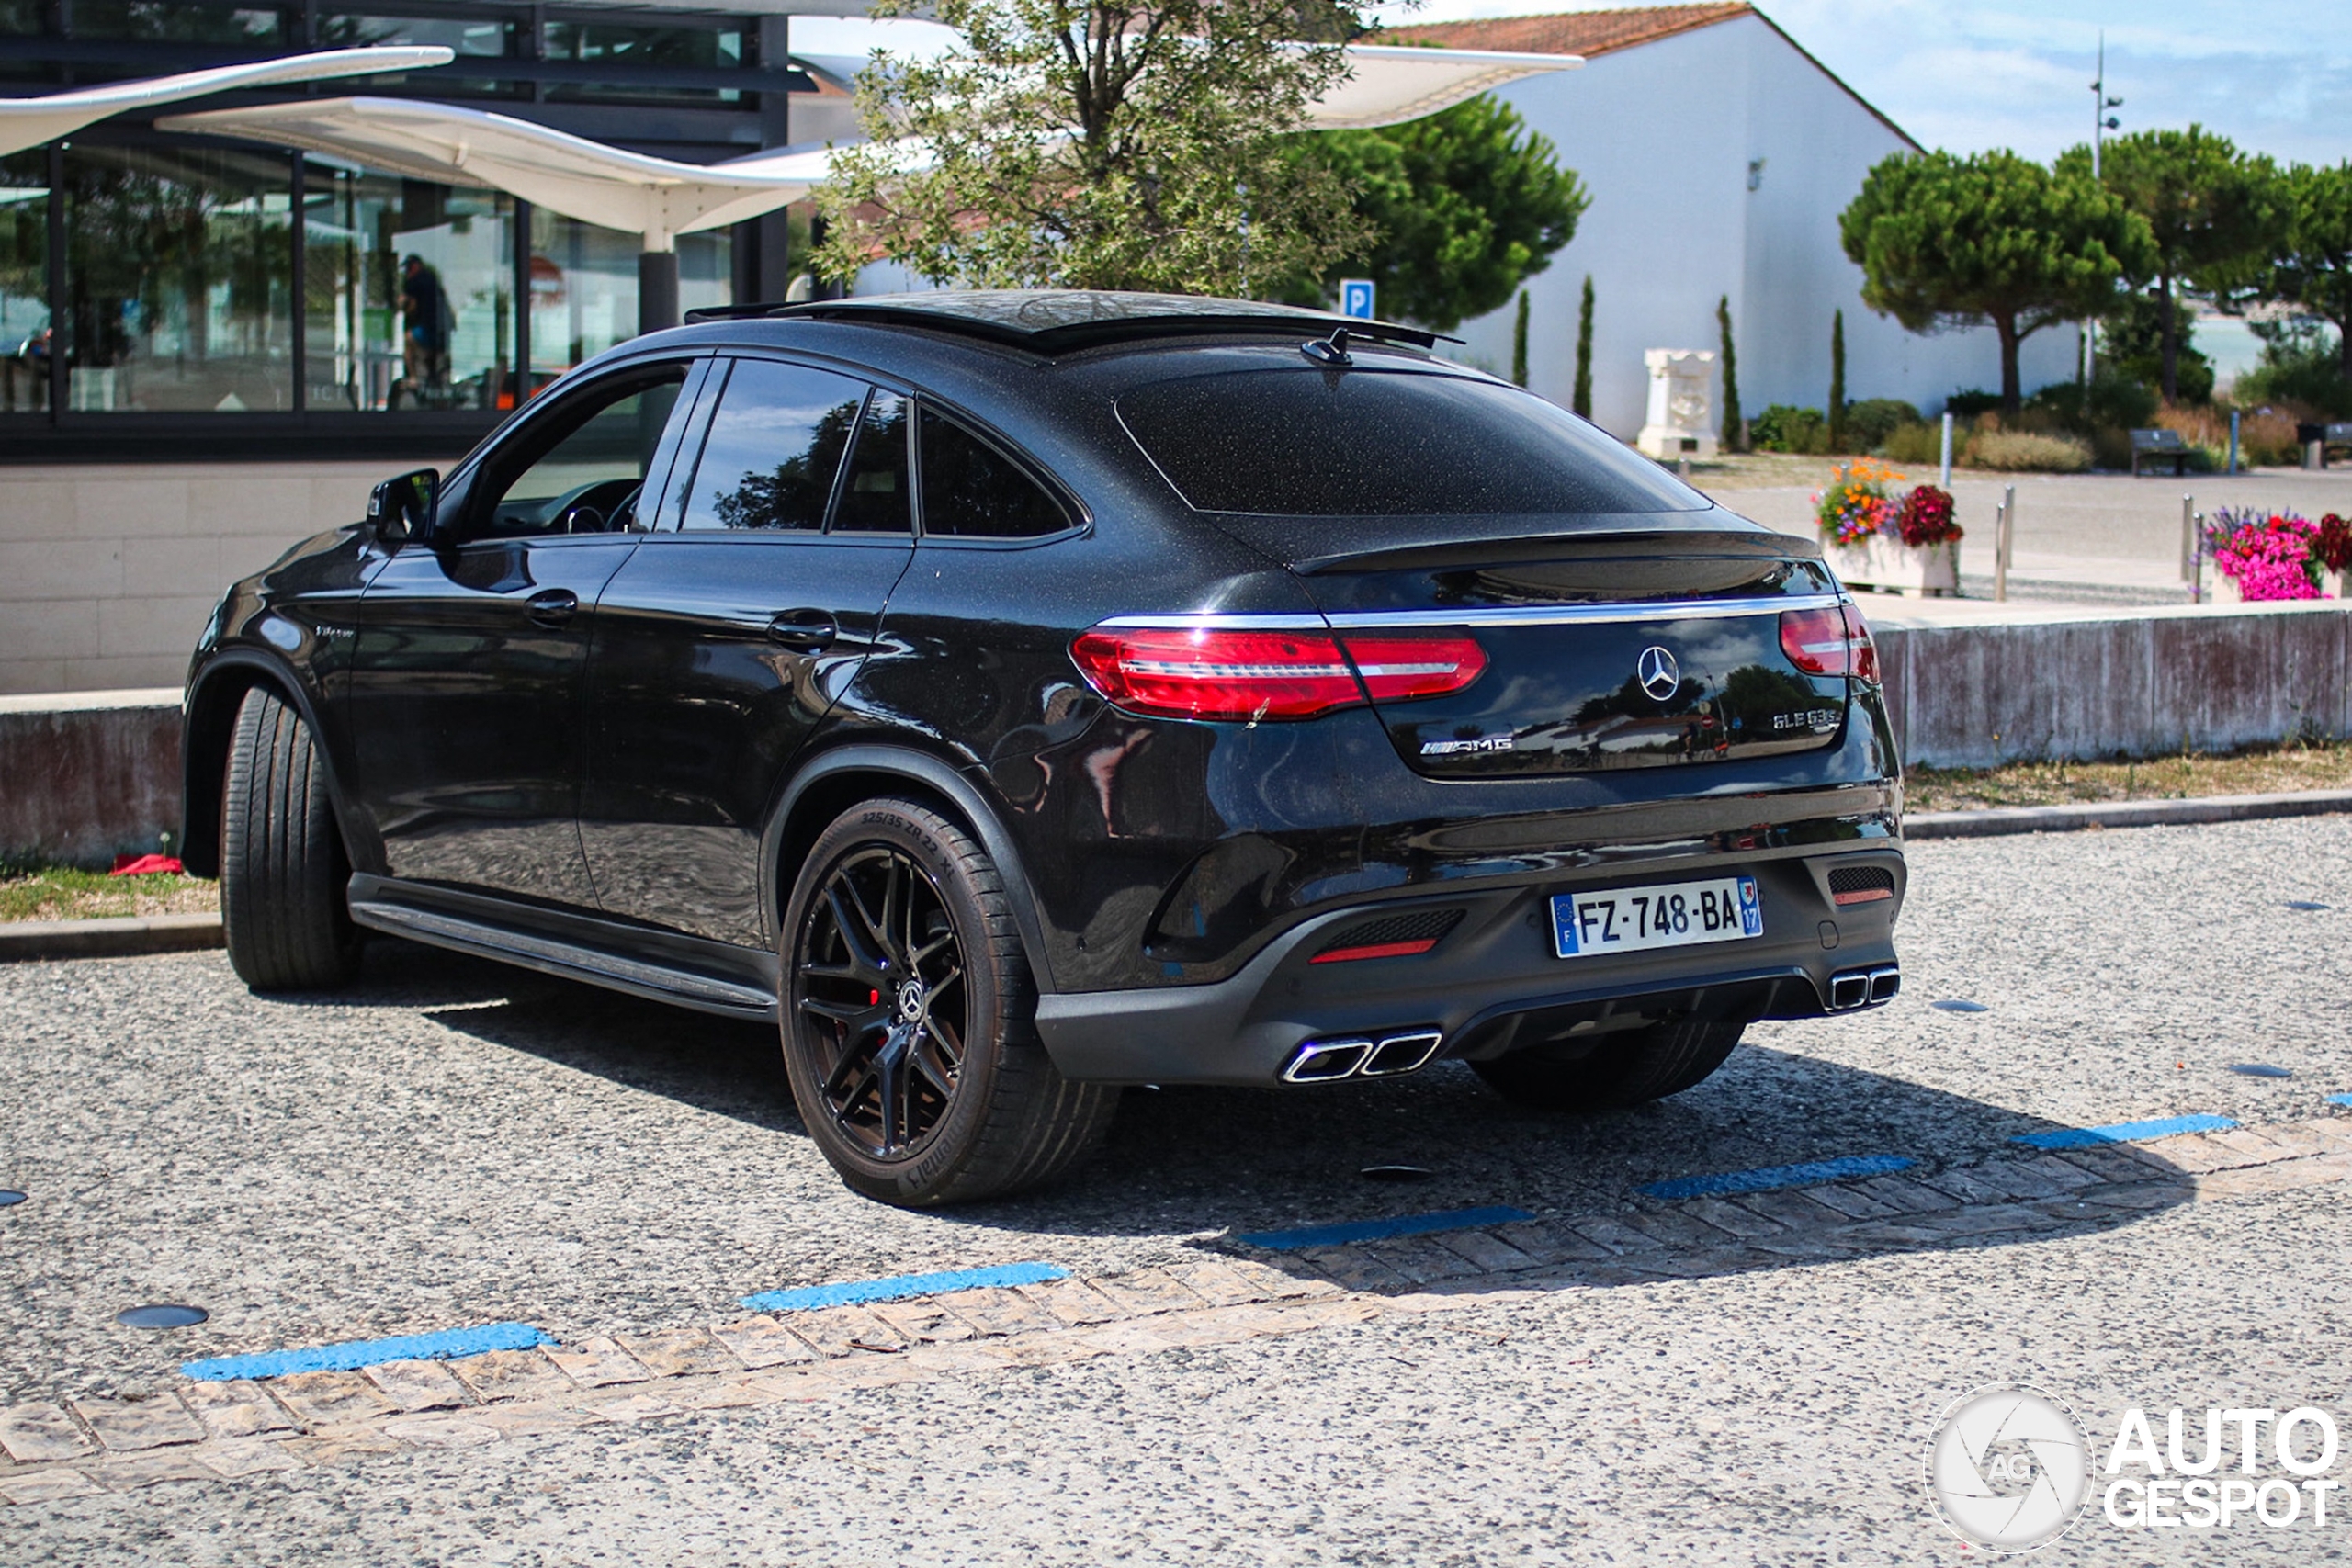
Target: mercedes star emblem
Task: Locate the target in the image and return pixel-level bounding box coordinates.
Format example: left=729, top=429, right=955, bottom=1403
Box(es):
left=1637, top=646, right=1680, bottom=701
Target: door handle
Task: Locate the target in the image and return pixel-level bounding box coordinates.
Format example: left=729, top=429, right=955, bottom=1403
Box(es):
left=525, top=588, right=579, bottom=627
left=766, top=609, right=838, bottom=653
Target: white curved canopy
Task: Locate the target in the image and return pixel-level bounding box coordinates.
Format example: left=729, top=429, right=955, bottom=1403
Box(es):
left=1309, top=44, right=1582, bottom=131
left=159, top=96, right=836, bottom=248
left=0, top=47, right=457, bottom=157
left=160, top=43, right=1580, bottom=248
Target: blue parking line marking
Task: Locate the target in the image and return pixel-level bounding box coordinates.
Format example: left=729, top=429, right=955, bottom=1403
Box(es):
left=741, top=1261, right=1068, bottom=1313
left=181, top=1321, right=551, bottom=1382
left=2012, top=1113, right=2239, bottom=1151
left=2327, top=1094, right=2352, bottom=1108
left=1234, top=1204, right=1535, bottom=1253
left=1636, top=1154, right=1915, bottom=1201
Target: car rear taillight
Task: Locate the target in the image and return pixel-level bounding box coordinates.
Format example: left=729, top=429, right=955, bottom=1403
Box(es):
left=1070, top=626, right=1486, bottom=721
left=1339, top=633, right=1488, bottom=702
left=1779, top=603, right=1879, bottom=684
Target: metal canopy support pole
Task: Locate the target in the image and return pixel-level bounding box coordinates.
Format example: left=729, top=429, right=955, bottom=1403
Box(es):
left=755, top=14, right=794, bottom=301
left=45, top=140, right=65, bottom=420
left=2180, top=493, right=2196, bottom=586
left=1939, top=412, right=1952, bottom=490
left=512, top=196, right=532, bottom=405
left=289, top=150, right=306, bottom=416
left=639, top=231, right=679, bottom=336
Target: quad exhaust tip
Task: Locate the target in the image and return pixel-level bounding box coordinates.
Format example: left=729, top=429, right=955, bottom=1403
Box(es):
left=1283, top=1030, right=1445, bottom=1084
left=1828, top=964, right=1901, bottom=1011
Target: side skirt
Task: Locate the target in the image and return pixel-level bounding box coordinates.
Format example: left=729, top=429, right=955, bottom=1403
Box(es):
left=345, top=874, right=779, bottom=1022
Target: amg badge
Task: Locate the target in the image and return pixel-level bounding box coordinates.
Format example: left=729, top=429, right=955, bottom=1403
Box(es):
left=1420, top=735, right=1515, bottom=757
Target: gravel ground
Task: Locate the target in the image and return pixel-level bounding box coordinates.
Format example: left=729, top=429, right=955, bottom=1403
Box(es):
left=2, top=817, right=2349, bottom=1560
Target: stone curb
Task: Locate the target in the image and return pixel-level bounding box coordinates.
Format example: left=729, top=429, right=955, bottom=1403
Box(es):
left=0, top=913, right=223, bottom=964
left=5, top=1112, right=2348, bottom=1505
left=1905, top=788, right=2352, bottom=840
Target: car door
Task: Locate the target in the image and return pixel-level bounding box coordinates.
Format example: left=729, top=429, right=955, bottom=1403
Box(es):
left=345, top=357, right=702, bottom=908
left=580, top=355, right=918, bottom=946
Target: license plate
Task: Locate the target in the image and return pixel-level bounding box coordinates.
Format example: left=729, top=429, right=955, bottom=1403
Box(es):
left=1551, top=875, right=1762, bottom=958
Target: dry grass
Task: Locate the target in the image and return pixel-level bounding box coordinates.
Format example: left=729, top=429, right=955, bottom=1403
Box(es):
left=1908, top=739, right=2352, bottom=812
left=0, top=865, right=220, bottom=923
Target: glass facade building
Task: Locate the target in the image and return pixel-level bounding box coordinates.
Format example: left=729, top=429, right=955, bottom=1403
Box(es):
left=0, top=0, right=814, bottom=458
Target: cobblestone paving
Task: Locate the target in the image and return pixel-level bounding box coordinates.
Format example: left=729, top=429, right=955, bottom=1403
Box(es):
left=1, top=1113, right=2342, bottom=1510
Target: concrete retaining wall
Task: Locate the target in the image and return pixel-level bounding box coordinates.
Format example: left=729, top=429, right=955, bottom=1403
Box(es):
left=0, top=689, right=181, bottom=867
left=1874, top=601, right=2352, bottom=769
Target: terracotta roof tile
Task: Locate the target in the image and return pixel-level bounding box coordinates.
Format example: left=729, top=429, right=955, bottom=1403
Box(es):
left=1382, top=4, right=1751, bottom=61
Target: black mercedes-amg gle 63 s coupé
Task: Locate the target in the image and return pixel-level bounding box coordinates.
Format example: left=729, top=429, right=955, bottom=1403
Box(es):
left=182, top=290, right=1905, bottom=1205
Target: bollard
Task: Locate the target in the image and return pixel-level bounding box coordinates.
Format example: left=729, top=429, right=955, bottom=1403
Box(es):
left=1994, top=486, right=2014, bottom=603
left=1939, top=412, right=1953, bottom=490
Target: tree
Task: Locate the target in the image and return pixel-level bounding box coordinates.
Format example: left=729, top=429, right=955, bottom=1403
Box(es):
left=1826, top=308, right=1847, bottom=452
left=1510, top=290, right=1529, bottom=386
left=1841, top=148, right=2152, bottom=412
left=1715, top=294, right=1741, bottom=452
left=2064, top=127, right=2281, bottom=401
left=813, top=0, right=1370, bottom=293
left=2264, top=161, right=2352, bottom=389
left=1572, top=275, right=1593, bottom=417
left=1306, top=95, right=1588, bottom=332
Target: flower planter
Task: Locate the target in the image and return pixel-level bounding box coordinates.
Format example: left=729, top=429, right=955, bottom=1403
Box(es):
left=1826, top=536, right=1959, bottom=597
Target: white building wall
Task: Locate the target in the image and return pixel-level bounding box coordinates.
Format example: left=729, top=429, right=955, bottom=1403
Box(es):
left=1453, top=15, right=2072, bottom=437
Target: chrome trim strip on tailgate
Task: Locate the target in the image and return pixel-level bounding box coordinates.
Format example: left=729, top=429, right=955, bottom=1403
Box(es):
left=1101, top=593, right=1842, bottom=633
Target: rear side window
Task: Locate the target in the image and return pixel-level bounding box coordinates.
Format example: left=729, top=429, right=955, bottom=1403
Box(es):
left=833, top=391, right=913, bottom=534
left=918, top=408, right=1068, bottom=538
left=680, top=359, right=865, bottom=532
left=1116, top=368, right=1707, bottom=517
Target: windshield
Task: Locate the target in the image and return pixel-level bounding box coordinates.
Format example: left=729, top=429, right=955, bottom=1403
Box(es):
left=1116, top=368, right=1710, bottom=517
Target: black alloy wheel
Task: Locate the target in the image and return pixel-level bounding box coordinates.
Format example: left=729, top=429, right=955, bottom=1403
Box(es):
left=780, top=798, right=1115, bottom=1205
left=797, top=841, right=967, bottom=1159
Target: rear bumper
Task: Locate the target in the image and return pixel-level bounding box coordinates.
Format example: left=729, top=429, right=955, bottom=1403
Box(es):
left=1033, top=845, right=1904, bottom=1085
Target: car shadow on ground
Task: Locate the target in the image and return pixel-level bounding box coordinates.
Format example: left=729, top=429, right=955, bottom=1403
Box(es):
left=345, top=938, right=2200, bottom=1292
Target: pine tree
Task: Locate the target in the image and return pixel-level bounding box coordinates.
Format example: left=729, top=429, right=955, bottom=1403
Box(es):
left=1572, top=274, right=1594, bottom=417
left=1715, top=294, right=1741, bottom=452
left=1827, top=309, right=1848, bottom=452
left=1510, top=290, right=1530, bottom=387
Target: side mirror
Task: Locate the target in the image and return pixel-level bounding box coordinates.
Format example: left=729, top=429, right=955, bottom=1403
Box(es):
left=367, top=468, right=440, bottom=547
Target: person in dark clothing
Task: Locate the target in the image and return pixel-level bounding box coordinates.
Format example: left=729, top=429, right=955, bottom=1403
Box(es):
left=399, top=254, right=454, bottom=389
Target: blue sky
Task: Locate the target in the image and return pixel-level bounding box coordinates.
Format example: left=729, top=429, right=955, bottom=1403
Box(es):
left=1363, top=1, right=2352, bottom=166
left=797, top=6, right=2349, bottom=168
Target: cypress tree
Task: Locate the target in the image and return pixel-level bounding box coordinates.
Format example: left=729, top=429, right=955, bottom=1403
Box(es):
left=1716, top=293, right=1741, bottom=452
left=1510, top=290, right=1531, bottom=387
left=1572, top=275, right=1594, bottom=417
left=1827, top=308, right=1848, bottom=452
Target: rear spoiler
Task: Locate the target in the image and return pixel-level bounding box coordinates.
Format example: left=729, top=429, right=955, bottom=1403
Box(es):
left=1282, top=525, right=1823, bottom=576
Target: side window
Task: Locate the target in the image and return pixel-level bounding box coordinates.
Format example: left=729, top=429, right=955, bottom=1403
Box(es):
left=831, top=390, right=913, bottom=535
left=679, top=359, right=867, bottom=532
left=917, top=407, right=1069, bottom=538
left=476, top=369, right=685, bottom=537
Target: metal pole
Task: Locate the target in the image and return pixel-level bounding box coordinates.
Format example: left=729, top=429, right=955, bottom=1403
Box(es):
left=1995, top=484, right=2015, bottom=603
left=2227, top=410, right=2241, bottom=476
left=2180, top=493, right=2196, bottom=583
left=2191, top=510, right=2205, bottom=604
left=1939, top=411, right=1953, bottom=489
